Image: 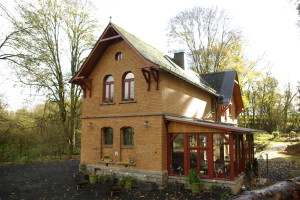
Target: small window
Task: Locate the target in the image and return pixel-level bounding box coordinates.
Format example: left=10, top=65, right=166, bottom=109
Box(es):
left=115, top=52, right=122, bottom=61
left=123, top=72, right=134, bottom=101
left=103, top=127, right=113, bottom=145
left=123, top=127, right=134, bottom=146
left=104, top=75, right=114, bottom=102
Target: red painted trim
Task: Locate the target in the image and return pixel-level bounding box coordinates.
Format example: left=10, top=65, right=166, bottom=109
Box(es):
left=122, top=72, right=134, bottom=100
left=184, top=134, right=188, bottom=175
left=208, top=133, right=214, bottom=178
left=169, top=133, right=179, bottom=143
left=229, top=134, right=235, bottom=181
left=220, top=133, right=229, bottom=143
left=166, top=126, right=171, bottom=176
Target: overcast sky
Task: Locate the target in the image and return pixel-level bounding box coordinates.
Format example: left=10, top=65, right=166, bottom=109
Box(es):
left=1, top=0, right=300, bottom=111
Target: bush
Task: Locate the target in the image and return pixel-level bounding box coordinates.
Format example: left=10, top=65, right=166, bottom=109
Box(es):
left=272, top=131, right=280, bottom=138
left=290, top=131, right=297, bottom=138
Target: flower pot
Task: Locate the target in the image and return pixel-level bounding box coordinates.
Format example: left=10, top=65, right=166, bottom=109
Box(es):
left=89, top=174, right=98, bottom=184
left=137, top=181, right=156, bottom=191
left=191, top=183, right=200, bottom=193
left=124, top=179, right=134, bottom=189
left=169, top=182, right=184, bottom=191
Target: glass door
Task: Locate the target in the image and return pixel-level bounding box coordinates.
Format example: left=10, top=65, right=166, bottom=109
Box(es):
left=187, top=134, right=209, bottom=176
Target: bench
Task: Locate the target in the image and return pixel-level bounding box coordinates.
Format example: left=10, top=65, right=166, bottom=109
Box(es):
left=74, top=173, right=89, bottom=190
left=107, top=185, right=122, bottom=196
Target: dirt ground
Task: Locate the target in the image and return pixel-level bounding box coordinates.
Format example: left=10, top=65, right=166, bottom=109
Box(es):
left=0, top=158, right=220, bottom=200
left=0, top=148, right=299, bottom=200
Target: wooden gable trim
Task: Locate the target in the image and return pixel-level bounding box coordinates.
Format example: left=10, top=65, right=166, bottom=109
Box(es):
left=150, top=67, right=159, bottom=90
left=141, top=68, right=151, bottom=91
left=99, top=35, right=122, bottom=42
left=221, top=105, right=230, bottom=116
left=233, top=74, right=244, bottom=117
left=73, top=77, right=92, bottom=98
left=70, top=23, right=158, bottom=84
left=140, top=66, right=160, bottom=91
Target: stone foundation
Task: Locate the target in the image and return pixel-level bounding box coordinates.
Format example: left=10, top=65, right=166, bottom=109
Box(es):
left=168, top=174, right=245, bottom=194
left=81, top=164, right=168, bottom=187
left=80, top=164, right=244, bottom=194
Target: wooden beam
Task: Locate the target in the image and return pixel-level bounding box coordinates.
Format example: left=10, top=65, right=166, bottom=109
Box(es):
left=80, top=79, right=92, bottom=98
left=229, top=134, right=235, bottom=181
left=99, top=35, right=122, bottom=42
left=141, top=68, right=151, bottom=91
left=220, top=133, right=230, bottom=143
left=150, top=67, right=159, bottom=90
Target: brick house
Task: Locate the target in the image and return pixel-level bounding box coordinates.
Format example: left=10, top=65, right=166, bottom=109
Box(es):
left=70, top=23, right=261, bottom=194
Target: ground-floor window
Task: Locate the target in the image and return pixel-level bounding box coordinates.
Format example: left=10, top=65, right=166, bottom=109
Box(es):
left=168, top=133, right=211, bottom=178
left=122, top=127, right=134, bottom=146
left=213, top=133, right=230, bottom=179
left=170, top=134, right=184, bottom=175
left=168, top=132, right=254, bottom=181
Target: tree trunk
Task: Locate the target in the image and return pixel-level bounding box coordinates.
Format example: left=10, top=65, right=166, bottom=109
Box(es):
left=234, top=176, right=300, bottom=200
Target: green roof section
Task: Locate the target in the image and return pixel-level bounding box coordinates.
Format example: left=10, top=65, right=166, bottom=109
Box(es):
left=112, top=24, right=220, bottom=97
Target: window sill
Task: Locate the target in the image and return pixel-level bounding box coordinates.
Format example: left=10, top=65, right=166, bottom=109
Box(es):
left=121, top=145, right=134, bottom=149
left=118, top=162, right=136, bottom=167
left=119, top=100, right=137, bottom=104
left=102, top=145, right=113, bottom=148
left=100, top=102, right=115, bottom=106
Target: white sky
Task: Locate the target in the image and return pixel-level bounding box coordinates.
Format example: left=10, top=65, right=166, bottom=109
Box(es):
left=1, top=0, right=300, bottom=111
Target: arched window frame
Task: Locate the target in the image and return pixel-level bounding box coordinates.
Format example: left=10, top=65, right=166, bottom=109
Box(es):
left=102, top=127, right=113, bottom=146
left=103, top=75, right=114, bottom=103
left=122, top=127, right=134, bottom=146
left=122, top=72, right=134, bottom=101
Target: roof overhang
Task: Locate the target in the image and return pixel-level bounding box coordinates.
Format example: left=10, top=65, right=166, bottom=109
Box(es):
left=164, top=115, right=267, bottom=134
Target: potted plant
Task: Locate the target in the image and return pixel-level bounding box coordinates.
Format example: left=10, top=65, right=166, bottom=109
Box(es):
left=89, top=174, right=98, bottom=184
left=186, top=168, right=203, bottom=193
left=120, top=176, right=136, bottom=189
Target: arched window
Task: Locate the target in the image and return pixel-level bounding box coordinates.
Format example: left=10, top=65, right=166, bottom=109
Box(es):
left=103, top=127, right=113, bottom=145
left=123, top=72, right=134, bottom=101
left=122, top=127, right=134, bottom=146
left=104, top=75, right=114, bottom=102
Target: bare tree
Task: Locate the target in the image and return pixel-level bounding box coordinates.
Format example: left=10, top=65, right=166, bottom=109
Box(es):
left=167, top=6, right=242, bottom=74
left=4, top=0, right=99, bottom=153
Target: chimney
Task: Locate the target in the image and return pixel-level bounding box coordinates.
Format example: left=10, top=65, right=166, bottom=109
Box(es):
left=173, top=52, right=186, bottom=70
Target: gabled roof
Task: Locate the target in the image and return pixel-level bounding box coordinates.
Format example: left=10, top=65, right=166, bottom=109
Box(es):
left=201, top=71, right=236, bottom=105
left=201, top=71, right=244, bottom=115
left=70, top=23, right=220, bottom=97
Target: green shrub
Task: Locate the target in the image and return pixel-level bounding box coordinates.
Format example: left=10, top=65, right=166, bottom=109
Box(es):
left=290, top=131, right=297, bottom=138
left=272, top=131, right=280, bottom=138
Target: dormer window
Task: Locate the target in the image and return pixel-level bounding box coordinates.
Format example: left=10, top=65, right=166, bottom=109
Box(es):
left=123, top=72, right=134, bottom=101
left=115, top=52, right=122, bottom=61
left=104, top=75, right=114, bottom=102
